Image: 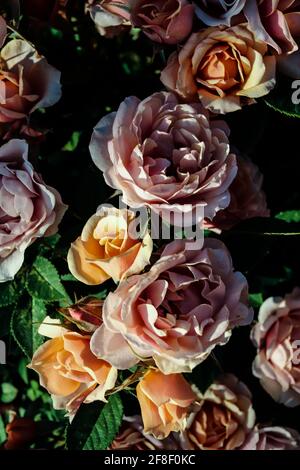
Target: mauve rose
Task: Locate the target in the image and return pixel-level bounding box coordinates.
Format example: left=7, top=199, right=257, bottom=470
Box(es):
left=0, top=39, right=62, bottom=138
left=244, top=0, right=300, bottom=55
left=182, top=374, right=256, bottom=450
left=86, top=0, right=130, bottom=37
left=194, top=0, right=246, bottom=26
left=90, top=92, right=237, bottom=224
left=242, top=425, right=300, bottom=450
left=110, top=416, right=181, bottom=449
left=0, top=139, right=67, bottom=282
left=59, top=297, right=103, bottom=333
left=91, top=238, right=253, bottom=374
left=211, top=154, right=270, bottom=230
left=130, top=0, right=194, bottom=45
left=161, top=25, right=276, bottom=114
left=251, top=288, right=300, bottom=407
left=4, top=417, right=36, bottom=450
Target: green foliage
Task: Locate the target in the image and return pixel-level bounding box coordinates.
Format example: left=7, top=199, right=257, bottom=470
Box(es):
left=249, top=293, right=264, bottom=309
left=0, top=415, right=6, bottom=446
left=66, top=394, right=123, bottom=450
left=1, top=383, right=18, bottom=403
left=276, top=210, right=300, bottom=223
left=264, top=76, right=300, bottom=118
left=26, top=256, right=71, bottom=304
left=0, top=282, right=18, bottom=307
left=10, top=298, right=46, bottom=359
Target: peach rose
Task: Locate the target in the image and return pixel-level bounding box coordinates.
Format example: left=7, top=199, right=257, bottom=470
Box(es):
left=91, top=238, right=253, bottom=373
left=184, top=374, right=256, bottom=450
left=67, top=206, right=153, bottom=285
left=251, top=288, right=300, bottom=407
left=136, top=369, right=196, bottom=439
left=161, top=25, right=276, bottom=114
left=211, top=154, right=270, bottom=230
left=0, top=39, right=61, bottom=138
left=86, top=0, right=130, bottom=37
left=110, top=416, right=180, bottom=449
left=241, top=425, right=300, bottom=450
left=130, top=0, right=194, bottom=45
left=28, top=317, right=117, bottom=416
left=0, top=139, right=67, bottom=283
left=90, top=92, right=237, bottom=224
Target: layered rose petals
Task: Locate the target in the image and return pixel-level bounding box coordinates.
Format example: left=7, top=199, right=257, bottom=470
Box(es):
left=195, top=0, right=246, bottom=26
left=0, top=139, right=67, bottom=282
left=161, top=25, right=276, bottom=114
left=136, top=370, right=196, bottom=439
left=86, top=0, right=130, bottom=37
left=91, top=238, right=253, bottom=374
left=251, top=288, right=300, bottom=407
left=90, top=92, right=237, bottom=223
left=67, top=206, right=153, bottom=285
left=131, top=0, right=194, bottom=44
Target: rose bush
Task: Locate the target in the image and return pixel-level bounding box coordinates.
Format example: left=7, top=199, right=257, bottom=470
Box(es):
left=0, top=139, right=67, bottom=282
left=91, top=238, right=253, bottom=373
left=90, top=91, right=237, bottom=223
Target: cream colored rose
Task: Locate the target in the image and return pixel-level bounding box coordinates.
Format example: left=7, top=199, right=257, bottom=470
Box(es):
left=67, top=206, right=153, bottom=285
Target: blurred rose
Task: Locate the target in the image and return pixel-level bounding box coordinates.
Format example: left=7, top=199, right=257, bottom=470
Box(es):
left=136, top=370, right=196, bottom=439
left=211, top=154, right=270, bottom=230
left=0, top=39, right=62, bottom=138
left=86, top=0, right=130, bottom=37
left=68, top=206, right=153, bottom=285
left=244, top=0, right=300, bottom=55
left=91, top=238, right=253, bottom=373
left=161, top=25, right=276, bottom=114
left=194, top=0, right=246, bottom=26
left=242, top=425, right=300, bottom=450
left=28, top=317, right=117, bottom=416
left=0, top=16, right=6, bottom=45
left=4, top=417, right=36, bottom=450
left=251, top=288, right=300, bottom=407
left=110, top=416, right=181, bottom=449
left=131, top=0, right=194, bottom=44
left=0, top=140, right=67, bottom=282
left=90, top=92, right=237, bottom=224
left=183, top=374, right=256, bottom=450
left=60, top=297, right=103, bottom=333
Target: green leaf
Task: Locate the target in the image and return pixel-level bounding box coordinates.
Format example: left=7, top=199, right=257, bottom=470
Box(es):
left=18, top=357, right=29, bottom=384
left=10, top=298, right=46, bottom=359
left=275, top=210, right=300, bottom=223
left=264, top=76, right=300, bottom=118
left=0, top=282, right=17, bottom=307
left=1, top=383, right=18, bottom=403
left=249, top=293, right=264, bottom=309
left=63, top=131, right=81, bottom=151
left=26, top=256, right=71, bottom=304
left=61, top=273, right=77, bottom=282
left=0, top=414, right=6, bottom=446
left=66, top=394, right=123, bottom=450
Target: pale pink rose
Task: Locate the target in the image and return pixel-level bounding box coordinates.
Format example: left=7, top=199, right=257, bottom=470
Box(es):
left=0, top=139, right=67, bottom=282
left=251, top=288, right=300, bottom=407
left=210, top=154, right=270, bottom=230
left=182, top=374, right=256, bottom=450
left=90, top=92, right=237, bottom=224
left=67, top=206, right=153, bottom=285
left=110, top=416, right=181, bottom=449
left=0, top=39, right=61, bottom=139
left=136, top=369, right=196, bottom=439
left=91, top=238, right=253, bottom=374
left=244, top=0, right=300, bottom=55
left=194, top=0, right=246, bottom=26
left=86, top=0, right=130, bottom=37
left=28, top=317, right=117, bottom=417
left=241, top=425, right=300, bottom=450
left=161, top=25, right=276, bottom=114
left=131, top=0, right=194, bottom=45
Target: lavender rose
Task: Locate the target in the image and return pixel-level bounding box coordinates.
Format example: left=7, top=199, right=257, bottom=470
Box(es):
left=251, top=288, right=300, bottom=407
left=194, top=0, right=246, bottom=26
left=0, top=139, right=67, bottom=282
left=90, top=92, right=237, bottom=224
left=91, top=238, right=253, bottom=374
left=131, top=0, right=194, bottom=45
left=241, top=425, right=300, bottom=450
